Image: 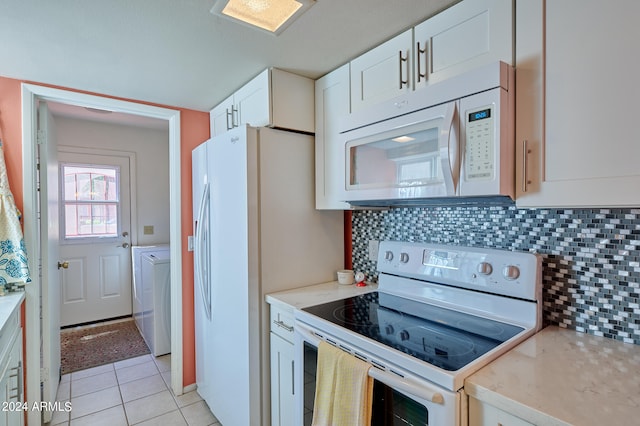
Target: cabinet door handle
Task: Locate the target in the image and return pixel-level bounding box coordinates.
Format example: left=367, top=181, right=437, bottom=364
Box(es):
left=231, top=106, right=238, bottom=128
left=225, top=108, right=233, bottom=130
left=273, top=320, right=294, bottom=332
left=398, top=50, right=409, bottom=89
left=416, top=41, right=427, bottom=83
left=522, top=140, right=532, bottom=193
left=291, top=360, right=295, bottom=395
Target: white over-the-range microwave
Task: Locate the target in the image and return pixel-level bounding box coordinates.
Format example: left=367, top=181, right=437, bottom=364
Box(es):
left=339, top=61, right=514, bottom=207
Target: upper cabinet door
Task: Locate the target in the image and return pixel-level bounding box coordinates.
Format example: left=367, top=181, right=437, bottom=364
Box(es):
left=516, top=0, right=640, bottom=207
left=414, top=0, right=513, bottom=91
left=350, top=29, right=413, bottom=113
left=315, top=64, right=351, bottom=210
left=210, top=94, right=235, bottom=137
left=209, top=68, right=314, bottom=136
left=349, top=0, right=513, bottom=114
left=235, top=69, right=270, bottom=128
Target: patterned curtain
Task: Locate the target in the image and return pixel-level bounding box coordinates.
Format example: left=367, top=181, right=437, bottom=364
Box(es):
left=0, top=141, right=30, bottom=287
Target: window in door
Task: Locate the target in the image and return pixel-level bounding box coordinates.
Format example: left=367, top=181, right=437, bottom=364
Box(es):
left=61, top=164, right=120, bottom=241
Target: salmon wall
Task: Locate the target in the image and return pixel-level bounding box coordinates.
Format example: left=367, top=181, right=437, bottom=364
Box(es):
left=0, top=75, right=209, bottom=387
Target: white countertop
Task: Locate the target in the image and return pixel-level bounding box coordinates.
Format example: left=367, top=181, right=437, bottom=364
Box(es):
left=0, top=292, right=25, bottom=334
left=465, top=325, right=640, bottom=426
left=265, top=280, right=378, bottom=310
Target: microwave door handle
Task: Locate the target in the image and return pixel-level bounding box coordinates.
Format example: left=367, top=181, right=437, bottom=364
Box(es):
left=439, top=102, right=458, bottom=195
left=295, top=323, right=445, bottom=405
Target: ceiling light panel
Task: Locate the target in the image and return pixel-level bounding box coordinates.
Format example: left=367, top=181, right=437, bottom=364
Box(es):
left=211, top=0, right=315, bottom=35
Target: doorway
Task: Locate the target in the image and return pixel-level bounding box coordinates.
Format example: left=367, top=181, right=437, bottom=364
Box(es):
left=58, top=151, right=134, bottom=327
left=21, top=84, right=184, bottom=426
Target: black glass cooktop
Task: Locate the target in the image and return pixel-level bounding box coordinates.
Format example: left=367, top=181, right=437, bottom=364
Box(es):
left=302, top=292, right=524, bottom=371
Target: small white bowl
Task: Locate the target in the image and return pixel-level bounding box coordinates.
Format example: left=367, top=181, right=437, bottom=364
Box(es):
left=337, top=269, right=355, bottom=285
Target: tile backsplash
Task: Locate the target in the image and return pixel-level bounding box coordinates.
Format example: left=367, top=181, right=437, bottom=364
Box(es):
left=351, top=204, right=640, bottom=345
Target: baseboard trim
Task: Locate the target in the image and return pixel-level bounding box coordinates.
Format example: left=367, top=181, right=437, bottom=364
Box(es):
left=183, top=383, right=197, bottom=394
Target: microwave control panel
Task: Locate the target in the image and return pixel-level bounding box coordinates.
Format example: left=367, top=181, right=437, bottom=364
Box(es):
left=465, top=105, right=495, bottom=181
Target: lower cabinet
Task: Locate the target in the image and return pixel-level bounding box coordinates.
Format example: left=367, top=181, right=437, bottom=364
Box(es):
left=269, top=304, right=296, bottom=426
left=270, top=333, right=295, bottom=426
left=469, top=397, right=533, bottom=426
left=0, top=311, right=24, bottom=426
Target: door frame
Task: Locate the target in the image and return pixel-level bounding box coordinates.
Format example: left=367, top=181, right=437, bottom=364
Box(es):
left=21, top=84, right=183, bottom=426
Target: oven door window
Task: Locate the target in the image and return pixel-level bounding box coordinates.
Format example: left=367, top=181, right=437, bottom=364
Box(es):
left=303, top=342, right=429, bottom=426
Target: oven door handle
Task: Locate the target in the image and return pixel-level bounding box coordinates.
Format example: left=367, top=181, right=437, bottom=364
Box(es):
left=296, top=324, right=445, bottom=405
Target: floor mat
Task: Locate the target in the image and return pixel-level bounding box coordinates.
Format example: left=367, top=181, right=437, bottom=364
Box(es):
left=60, top=319, right=150, bottom=375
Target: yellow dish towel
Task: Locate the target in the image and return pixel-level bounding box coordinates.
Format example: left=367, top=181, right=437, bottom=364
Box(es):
left=311, top=341, right=374, bottom=426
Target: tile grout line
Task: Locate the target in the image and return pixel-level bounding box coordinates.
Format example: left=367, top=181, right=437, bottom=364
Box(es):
left=55, top=355, right=218, bottom=426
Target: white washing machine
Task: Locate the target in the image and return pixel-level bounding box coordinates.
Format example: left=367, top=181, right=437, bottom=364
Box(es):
left=131, top=245, right=169, bottom=336
left=141, top=250, right=171, bottom=356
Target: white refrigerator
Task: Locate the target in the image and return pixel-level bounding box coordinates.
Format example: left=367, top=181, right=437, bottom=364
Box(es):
left=192, top=125, right=344, bottom=426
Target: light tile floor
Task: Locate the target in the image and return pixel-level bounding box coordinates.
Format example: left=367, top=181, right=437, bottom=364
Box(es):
left=47, top=354, right=220, bottom=426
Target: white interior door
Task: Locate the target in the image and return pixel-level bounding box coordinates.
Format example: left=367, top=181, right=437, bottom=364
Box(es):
left=57, top=151, right=132, bottom=326
left=39, top=101, right=60, bottom=424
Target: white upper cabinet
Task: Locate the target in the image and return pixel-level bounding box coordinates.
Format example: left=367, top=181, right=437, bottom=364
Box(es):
left=210, top=94, right=235, bottom=137
left=414, top=0, right=513, bottom=91
left=209, top=68, right=314, bottom=137
left=349, top=0, right=513, bottom=113
left=350, top=29, right=413, bottom=113
left=516, top=0, right=640, bottom=207
left=315, top=64, right=351, bottom=210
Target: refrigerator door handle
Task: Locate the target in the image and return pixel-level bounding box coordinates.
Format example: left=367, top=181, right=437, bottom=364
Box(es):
left=195, top=182, right=212, bottom=321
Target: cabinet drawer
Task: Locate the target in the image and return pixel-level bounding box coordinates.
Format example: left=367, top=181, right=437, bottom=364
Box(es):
left=0, top=309, right=19, bottom=363
left=469, top=396, right=534, bottom=426
left=270, top=304, right=295, bottom=342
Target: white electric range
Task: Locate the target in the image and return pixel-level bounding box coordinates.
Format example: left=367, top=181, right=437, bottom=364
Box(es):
left=294, top=241, right=542, bottom=425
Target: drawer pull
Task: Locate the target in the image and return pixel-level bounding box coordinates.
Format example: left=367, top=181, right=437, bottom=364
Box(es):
left=9, top=361, right=22, bottom=401
left=273, top=320, right=293, bottom=332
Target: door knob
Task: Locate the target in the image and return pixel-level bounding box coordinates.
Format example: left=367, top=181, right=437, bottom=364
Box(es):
left=57, top=261, right=69, bottom=270
left=122, top=231, right=129, bottom=237
left=120, top=243, right=130, bottom=249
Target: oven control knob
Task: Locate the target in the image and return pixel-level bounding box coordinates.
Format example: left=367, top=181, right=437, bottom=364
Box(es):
left=399, top=330, right=410, bottom=341
left=385, top=325, right=394, bottom=335
left=384, top=251, right=394, bottom=261
left=477, top=262, right=493, bottom=275
left=400, top=252, right=409, bottom=264
left=502, top=265, right=521, bottom=280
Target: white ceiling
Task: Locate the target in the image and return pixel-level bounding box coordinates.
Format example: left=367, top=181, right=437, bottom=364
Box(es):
left=0, top=0, right=459, bottom=113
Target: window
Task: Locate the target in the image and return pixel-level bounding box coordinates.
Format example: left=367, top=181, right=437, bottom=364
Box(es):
left=61, top=164, right=120, bottom=240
